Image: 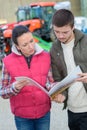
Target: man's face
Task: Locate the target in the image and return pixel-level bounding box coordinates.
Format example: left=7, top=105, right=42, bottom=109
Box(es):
left=53, top=25, right=74, bottom=44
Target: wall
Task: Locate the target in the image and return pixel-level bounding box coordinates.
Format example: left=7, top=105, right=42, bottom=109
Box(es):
left=80, top=0, right=87, bottom=16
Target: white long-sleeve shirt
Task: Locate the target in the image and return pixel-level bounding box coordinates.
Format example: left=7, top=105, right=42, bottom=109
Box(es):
left=61, top=39, right=87, bottom=113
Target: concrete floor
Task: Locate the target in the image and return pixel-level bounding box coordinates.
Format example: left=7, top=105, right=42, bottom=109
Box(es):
left=0, top=98, right=69, bottom=130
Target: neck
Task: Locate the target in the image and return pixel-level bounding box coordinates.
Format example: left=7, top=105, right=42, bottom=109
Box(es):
left=66, top=32, right=75, bottom=44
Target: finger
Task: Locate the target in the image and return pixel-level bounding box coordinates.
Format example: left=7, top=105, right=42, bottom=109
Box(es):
left=76, top=77, right=87, bottom=81
left=78, top=73, right=87, bottom=77
left=18, top=80, right=29, bottom=86
left=18, top=79, right=28, bottom=83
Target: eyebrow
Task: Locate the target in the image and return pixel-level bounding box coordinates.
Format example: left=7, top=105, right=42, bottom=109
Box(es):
left=54, top=30, right=71, bottom=33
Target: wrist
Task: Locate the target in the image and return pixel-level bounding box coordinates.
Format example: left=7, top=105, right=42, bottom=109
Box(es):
left=12, top=83, right=20, bottom=93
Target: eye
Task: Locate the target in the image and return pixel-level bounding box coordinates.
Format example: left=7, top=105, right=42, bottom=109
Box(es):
left=30, top=39, right=34, bottom=43
left=63, top=32, right=68, bottom=34
left=22, top=43, right=28, bottom=47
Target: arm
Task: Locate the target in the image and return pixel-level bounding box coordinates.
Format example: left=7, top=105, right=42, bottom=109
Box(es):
left=46, top=68, right=66, bottom=103
left=45, top=68, right=55, bottom=91
left=0, top=64, right=20, bottom=98
left=50, top=50, right=67, bottom=103
left=0, top=64, right=29, bottom=99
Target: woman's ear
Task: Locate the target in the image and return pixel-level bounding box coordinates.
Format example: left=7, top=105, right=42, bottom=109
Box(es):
left=15, top=44, right=20, bottom=51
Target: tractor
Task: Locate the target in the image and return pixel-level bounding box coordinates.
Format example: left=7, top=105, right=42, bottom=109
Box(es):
left=16, top=2, right=55, bottom=41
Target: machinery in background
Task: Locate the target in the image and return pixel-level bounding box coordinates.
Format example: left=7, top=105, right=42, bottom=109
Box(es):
left=54, top=1, right=71, bottom=10
left=74, top=16, right=87, bottom=33
left=16, top=2, right=55, bottom=41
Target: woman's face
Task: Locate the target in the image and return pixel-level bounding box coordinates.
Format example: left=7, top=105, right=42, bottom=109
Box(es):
left=16, top=32, right=35, bottom=57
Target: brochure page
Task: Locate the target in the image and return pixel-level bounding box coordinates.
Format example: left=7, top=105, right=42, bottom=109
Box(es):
left=15, top=66, right=82, bottom=98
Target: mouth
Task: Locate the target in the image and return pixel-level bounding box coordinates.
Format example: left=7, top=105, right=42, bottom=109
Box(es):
left=29, top=49, right=35, bottom=54
left=59, top=38, right=65, bottom=41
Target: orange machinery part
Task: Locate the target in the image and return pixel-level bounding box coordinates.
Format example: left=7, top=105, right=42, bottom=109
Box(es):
left=30, top=2, right=56, bottom=7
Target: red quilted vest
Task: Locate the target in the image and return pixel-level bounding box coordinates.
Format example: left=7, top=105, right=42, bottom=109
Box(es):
left=3, top=51, right=51, bottom=119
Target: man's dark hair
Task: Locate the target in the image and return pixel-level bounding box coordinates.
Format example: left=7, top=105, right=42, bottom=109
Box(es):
left=12, top=25, right=30, bottom=45
left=52, top=9, right=74, bottom=28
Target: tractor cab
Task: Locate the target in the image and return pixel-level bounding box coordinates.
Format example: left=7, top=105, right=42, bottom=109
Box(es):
left=16, top=2, right=55, bottom=41
left=16, top=2, right=55, bottom=22
left=30, top=2, right=55, bottom=41
left=30, top=2, right=55, bottom=28
left=16, top=6, right=31, bottom=22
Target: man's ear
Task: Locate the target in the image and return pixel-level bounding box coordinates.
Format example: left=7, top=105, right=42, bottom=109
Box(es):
left=72, top=26, right=75, bottom=31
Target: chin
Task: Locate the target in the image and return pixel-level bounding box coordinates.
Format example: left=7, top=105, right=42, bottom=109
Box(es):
left=29, top=51, right=34, bottom=56
left=59, top=39, right=66, bottom=42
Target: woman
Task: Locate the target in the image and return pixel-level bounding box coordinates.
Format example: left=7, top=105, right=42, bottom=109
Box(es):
left=0, top=25, right=53, bottom=130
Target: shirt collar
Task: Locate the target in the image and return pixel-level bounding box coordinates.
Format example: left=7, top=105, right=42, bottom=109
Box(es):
left=11, top=43, right=44, bottom=56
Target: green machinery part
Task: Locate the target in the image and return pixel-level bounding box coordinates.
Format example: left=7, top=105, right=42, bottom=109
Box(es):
left=34, top=35, right=52, bottom=51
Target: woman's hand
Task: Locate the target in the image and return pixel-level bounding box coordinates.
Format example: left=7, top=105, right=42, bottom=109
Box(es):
left=14, top=79, right=29, bottom=91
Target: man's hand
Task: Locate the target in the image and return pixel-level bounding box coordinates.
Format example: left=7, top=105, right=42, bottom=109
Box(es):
left=52, top=93, right=66, bottom=103
left=76, top=73, right=87, bottom=83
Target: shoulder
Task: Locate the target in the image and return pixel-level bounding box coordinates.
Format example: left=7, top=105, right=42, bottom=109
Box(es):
left=74, top=29, right=87, bottom=42
left=3, top=53, right=13, bottom=61
left=3, top=53, right=18, bottom=63
left=43, top=50, right=50, bottom=55
left=50, top=39, right=61, bottom=54
left=41, top=51, right=50, bottom=59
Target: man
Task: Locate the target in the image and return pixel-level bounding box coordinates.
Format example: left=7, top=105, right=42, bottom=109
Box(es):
left=50, top=9, right=87, bottom=130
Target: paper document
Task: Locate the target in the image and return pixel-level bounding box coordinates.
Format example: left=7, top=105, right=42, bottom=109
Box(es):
left=15, top=76, right=49, bottom=96
left=49, top=65, right=82, bottom=98
left=15, top=66, right=82, bottom=98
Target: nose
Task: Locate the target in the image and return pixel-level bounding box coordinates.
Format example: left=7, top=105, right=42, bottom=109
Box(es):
left=28, top=43, right=33, bottom=49
left=58, top=32, right=64, bottom=38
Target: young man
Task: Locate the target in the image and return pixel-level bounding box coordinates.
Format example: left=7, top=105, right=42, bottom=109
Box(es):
left=50, top=9, right=87, bottom=130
